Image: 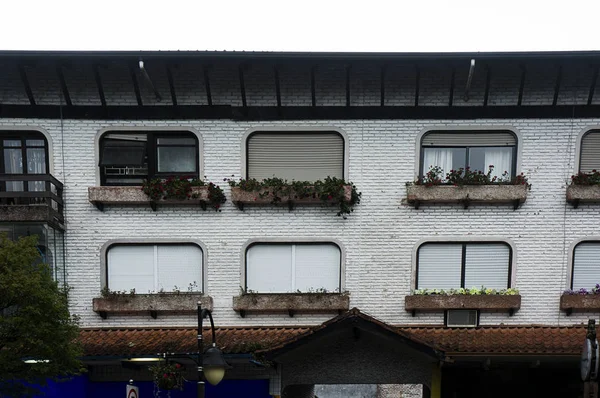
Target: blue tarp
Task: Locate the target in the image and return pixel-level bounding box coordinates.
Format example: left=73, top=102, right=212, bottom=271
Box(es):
left=35, top=376, right=271, bottom=398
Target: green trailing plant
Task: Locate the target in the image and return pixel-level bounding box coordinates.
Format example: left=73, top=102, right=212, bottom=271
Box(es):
left=227, top=176, right=361, bottom=218
left=141, top=176, right=226, bottom=211
left=410, top=165, right=529, bottom=187
left=571, top=170, right=600, bottom=185
left=412, top=287, right=519, bottom=296
left=149, top=360, right=184, bottom=391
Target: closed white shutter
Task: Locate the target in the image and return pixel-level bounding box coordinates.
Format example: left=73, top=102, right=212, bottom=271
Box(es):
left=108, top=245, right=155, bottom=292
left=580, top=132, right=600, bottom=173
left=417, top=244, right=462, bottom=289
left=422, top=131, right=516, bottom=147
left=247, top=133, right=344, bottom=181
left=246, top=245, right=293, bottom=293
left=294, top=244, right=341, bottom=292
left=464, top=244, right=510, bottom=289
left=572, top=243, right=600, bottom=290
left=157, top=245, right=203, bottom=292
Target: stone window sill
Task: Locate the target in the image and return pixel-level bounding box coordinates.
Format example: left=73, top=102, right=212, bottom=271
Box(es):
left=230, top=186, right=352, bottom=211
left=406, top=184, right=528, bottom=210
left=404, top=294, right=521, bottom=315
left=560, top=294, right=600, bottom=315
left=232, top=293, right=350, bottom=317
left=566, top=185, right=600, bottom=208
left=92, top=293, right=212, bottom=319
left=88, top=186, right=210, bottom=211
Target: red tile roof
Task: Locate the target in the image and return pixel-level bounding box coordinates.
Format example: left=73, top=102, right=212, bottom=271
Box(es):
left=79, top=324, right=587, bottom=358
left=401, top=326, right=587, bottom=356
left=79, top=327, right=310, bottom=357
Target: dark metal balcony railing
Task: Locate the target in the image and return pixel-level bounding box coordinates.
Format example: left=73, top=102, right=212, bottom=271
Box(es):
left=0, top=174, right=64, bottom=229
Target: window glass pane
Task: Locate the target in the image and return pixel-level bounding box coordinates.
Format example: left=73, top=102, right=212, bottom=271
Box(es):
left=107, top=246, right=155, bottom=293
left=157, top=137, right=196, bottom=145
left=464, top=244, right=510, bottom=289
left=246, top=245, right=293, bottom=293
left=100, top=140, right=146, bottom=166
left=27, top=148, right=46, bottom=174
left=294, top=244, right=340, bottom=292
left=157, top=147, right=196, bottom=173
left=417, top=244, right=462, bottom=289
left=157, top=245, right=203, bottom=292
left=4, top=148, right=23, bottom=173
left=422, top=147, right=465, bottom=177
left=469, top=147, right=513, bottom=178
left=26, top=140, right=45, bottom=147
left=573, top=243, right=600, bottom=290
left=3, top=140, right=21, bottom=147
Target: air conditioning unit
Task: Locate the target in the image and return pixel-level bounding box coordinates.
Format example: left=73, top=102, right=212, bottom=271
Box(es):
left=446, top=310, right=478, bottom=327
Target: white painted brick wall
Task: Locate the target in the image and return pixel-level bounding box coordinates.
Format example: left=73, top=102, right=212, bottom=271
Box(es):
left=1, top=116, right=599, bottom=330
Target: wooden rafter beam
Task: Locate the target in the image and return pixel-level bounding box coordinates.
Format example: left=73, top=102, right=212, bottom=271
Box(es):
left=56, top=64, right=72, bottom=106
left=18, top=65, right=36, bottom=106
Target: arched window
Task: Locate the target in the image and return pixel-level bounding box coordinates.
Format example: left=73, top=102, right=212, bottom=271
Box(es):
left=245, top=242, right=342, bottom=293
left=106, top=243, right=203, bottom=293
left=99, top=131, right=199, bottom=185
left=572, top=242, right=600, bottom=290
left=246, top=131, right=344, bottom=181
left=579, top=130, right=600, bottom=173
left=420, top=130, right=517, bottom=180
left=416, top=242, right=512, bottom=290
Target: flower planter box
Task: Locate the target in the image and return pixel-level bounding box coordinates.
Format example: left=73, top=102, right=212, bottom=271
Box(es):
left=560, top=294, right=600, bottom=315
left=231, top=185, right=352, bottom=211
left=566, top=185, right=600, bottom=208
left=406, top=184, right=528, bottom=209
left=232, top=293, right=350, bottom=317
left=88, top=186, right=210, bottom=211
left=404, top=294, right=521, bottom=315
left=93, top=294, right=212, bottom=319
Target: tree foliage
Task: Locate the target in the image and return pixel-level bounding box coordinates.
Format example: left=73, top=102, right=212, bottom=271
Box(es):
left=0, top=234, right=83, bottom=397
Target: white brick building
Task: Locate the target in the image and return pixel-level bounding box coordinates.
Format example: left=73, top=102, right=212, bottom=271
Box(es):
left=1, top=51, right=598, bottom=397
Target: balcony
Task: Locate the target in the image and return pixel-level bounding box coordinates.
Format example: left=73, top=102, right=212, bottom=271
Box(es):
left=88, top=185, right=211, bottom=211
left=406, top=184, right=528, bottom=210
left=93, top=293, right=213, bottom=319
left=233, top=293, right=350, bottom=318
left=404, top=294, right=521, bottom=316
left=0, top=174, right=64, bottom=230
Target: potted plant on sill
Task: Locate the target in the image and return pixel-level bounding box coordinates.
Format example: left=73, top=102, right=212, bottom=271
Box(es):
left=567, top=170, right=600, bottom=208
left=405, top=287, right=521, bottom=314
left=228, top=176, right=361, bottom=218
left=406, top=165, right=530, bottom=209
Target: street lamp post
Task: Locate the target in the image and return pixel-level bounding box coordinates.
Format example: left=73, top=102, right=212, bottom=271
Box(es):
left=198, top=303, right=229, bottom=398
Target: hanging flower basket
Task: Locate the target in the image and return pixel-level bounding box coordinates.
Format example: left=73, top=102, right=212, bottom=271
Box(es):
left=149, top=361, right=184, bottom=391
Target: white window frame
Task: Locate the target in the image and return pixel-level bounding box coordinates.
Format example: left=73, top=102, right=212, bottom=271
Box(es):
left=100, top=239, right=207, bottom=293
left=411, top=237, right=516, bottom=290
left=570, top=240, right=600, bottom=290
left=241, top=238, right=346, bottom=293
left=240, top=127, right=350, bottom=181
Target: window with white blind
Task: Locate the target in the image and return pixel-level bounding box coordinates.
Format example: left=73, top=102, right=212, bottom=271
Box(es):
left=99, top=131, right=199, bottom=185
left=420, top=131, right=517, bottom=179
left=416, top=242, right=512, bottom=289
left=572, top=242, right=600, bottom=289
left=246, top=243, right=341, bottom=293
left=246, top=132, right=344, bottom=181
left=579, top=131, right=600, bottom=173
left=107, top=244, right=203, bottom=293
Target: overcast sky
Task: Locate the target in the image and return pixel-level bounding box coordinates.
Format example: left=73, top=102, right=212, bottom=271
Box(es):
left=1, top=0, right=598, bottom=53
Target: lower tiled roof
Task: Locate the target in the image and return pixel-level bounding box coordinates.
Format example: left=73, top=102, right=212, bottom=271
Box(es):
left=79, top=327, right=310, bottom=357
left=79, top=325, right=587, bottom=358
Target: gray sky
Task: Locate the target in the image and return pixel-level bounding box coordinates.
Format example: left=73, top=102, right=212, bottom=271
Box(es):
left=1, top=0, right=599, bottom=52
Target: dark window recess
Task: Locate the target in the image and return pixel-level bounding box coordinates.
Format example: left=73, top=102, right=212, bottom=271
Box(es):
left=99, top=132, right=198, bottom=186
left=0, top=131, right=49, bottom=197
left=420, top=131, right=517, bottom=179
